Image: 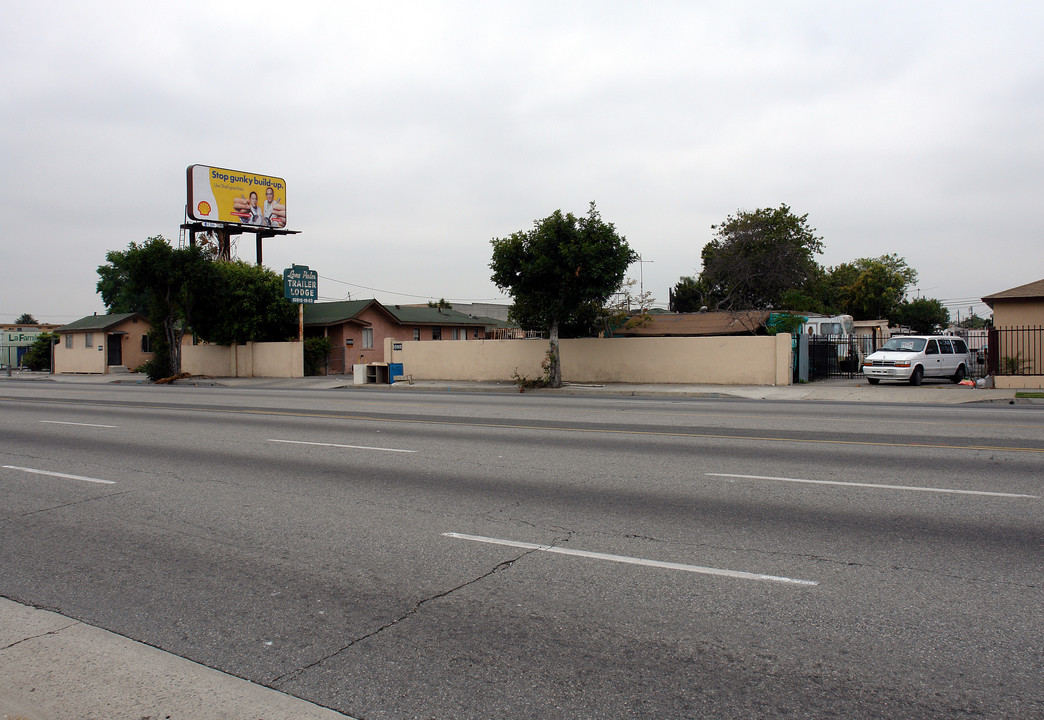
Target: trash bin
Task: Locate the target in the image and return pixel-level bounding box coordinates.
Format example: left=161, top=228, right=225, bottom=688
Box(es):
left=389, top=363, right=404, bottom=383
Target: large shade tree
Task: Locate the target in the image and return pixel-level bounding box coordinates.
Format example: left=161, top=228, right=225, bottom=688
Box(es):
left=829, top=254, right=917, bottom=321
left=895, top=297, right=950, bottom=334
left=97, top=236, right=296, bottom=378
left=490, top=202, right=637, bottom=387
left=98, top=236, right=214, bottom=377
left=680, top=204, right=823, bottom=311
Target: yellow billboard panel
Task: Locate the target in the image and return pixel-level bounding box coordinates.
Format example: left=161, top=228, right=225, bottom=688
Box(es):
left=186, top=164, right=287, bottom=228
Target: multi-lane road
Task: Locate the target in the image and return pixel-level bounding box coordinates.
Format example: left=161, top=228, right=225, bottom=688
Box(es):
left=2, top=382, right=1042, bottom=719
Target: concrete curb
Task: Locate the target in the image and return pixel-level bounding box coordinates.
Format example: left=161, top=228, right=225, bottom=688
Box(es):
left=0, top=598, right=354, bottom=720
left=3, top=372, right=1034, bottom=404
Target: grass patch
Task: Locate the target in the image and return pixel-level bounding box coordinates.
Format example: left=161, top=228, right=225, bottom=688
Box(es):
left=1015, top=391, right=1044, bottom=398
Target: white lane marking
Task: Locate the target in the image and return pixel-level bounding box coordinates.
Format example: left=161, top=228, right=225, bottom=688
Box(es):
left=41, top=420, right=117, bottom=428
left=443, top=532, right=818, bottom=587
left=707, top=473, right=1040, bottom=499
left=267, top=439, right=416, bottom=453
left=3, top=465, right=116, bottom=485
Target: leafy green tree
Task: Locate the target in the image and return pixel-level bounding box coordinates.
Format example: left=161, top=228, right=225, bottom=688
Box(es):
left=895, top=297, right=950, bottom=334
left=304, top=336, right=332, bottom=376
left=15, top=313, right=38, bottom=324
left=690, top=204, right=823, bottom=311
left=97, top=236, right=215, bottom=377
left=828, top=254, right=917, bottom=321
left=98, top=239, right=297, bottom=379
left=22, top=332, right=57, bottom=371
left=669, top=275, right=707, bottom=313
left=490, top=202, right=637, bottom=387
left=191, top=260, right=297, bottom=345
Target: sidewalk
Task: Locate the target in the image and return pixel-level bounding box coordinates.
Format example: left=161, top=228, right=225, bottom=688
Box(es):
left=3, top=371, right=1030, bottom=404
left=0, top=598, right=354, bottom=720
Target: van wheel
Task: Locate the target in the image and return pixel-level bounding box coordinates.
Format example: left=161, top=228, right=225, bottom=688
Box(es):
left=951, top=365, right=966, bottom=384
left=867, top=378, right=880, bottom=385
left=909, top=367, right=923, bottom=386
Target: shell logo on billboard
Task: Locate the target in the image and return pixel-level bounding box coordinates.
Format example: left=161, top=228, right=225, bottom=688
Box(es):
left=186, top=164, right=287, bottom=229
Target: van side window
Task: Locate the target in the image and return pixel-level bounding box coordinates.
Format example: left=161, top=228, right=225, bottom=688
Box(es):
left=925, top=340, right=939, bottom=355
left=938, top=339, right=954, bottom=354
left=952, top=339, right=968, bottom=353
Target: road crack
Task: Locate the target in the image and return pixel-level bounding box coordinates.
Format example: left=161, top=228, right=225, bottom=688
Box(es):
left=1, top=620, right=80, bottom=651
left=269, top=545, right=546, bottom=688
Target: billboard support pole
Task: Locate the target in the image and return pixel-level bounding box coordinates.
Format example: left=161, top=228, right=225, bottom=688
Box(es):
left=298, top=304, right=304, bottom=342
left=219, top=229, right=231, bottom=261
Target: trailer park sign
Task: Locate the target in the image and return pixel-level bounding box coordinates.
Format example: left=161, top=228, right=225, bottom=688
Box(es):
left=283, top=265, right=318, bottom=304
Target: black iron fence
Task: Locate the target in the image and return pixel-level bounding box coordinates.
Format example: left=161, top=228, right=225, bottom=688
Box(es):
left=806, top=334, right=875, bottom=380
left=988, top=326, right=1043, bottom=376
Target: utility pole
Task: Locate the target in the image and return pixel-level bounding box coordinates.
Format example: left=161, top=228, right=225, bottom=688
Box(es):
left=637, top=255, right=654, bottom=298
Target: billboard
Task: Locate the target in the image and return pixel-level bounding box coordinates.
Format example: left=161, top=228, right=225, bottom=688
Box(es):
left=186, top=164, right=287, bottom=228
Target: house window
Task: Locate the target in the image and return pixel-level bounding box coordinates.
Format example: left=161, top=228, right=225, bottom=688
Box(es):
left=362, top=328, right=374, bottom=349
left=65, top=334, right=72, bottom=348
left=432, top=327, right=442, bottom=340
left=413, top=328, right=420, bottom=341
left=85, top=333, right=94, bottom=348
left=141, top=335, right=152, bottom=353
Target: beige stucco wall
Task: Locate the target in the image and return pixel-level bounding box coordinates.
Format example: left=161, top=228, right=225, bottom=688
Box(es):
left=991, top=299, right=1044, bottom=328
left=386, top=334, right=792, bottom=385
left=993, top=376, right=1044, bottom=389
left=55, top=333, right=106, bottom=373
left=182, top=344, right=234, bottom=376
left=251, top=342, right=304, bottom=377
left=182, top=342, right=303, bottom=378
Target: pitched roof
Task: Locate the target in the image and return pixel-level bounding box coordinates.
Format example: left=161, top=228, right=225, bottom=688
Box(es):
left=59, top=313, right=145, bottom=332
left=384, top=305, right=496, bottom=327
left=303, top=300, right=509, bottom=329
left=613, top=311, right=771, bottom=337
left=303, top=300, right=384, bottom=326
left=981, top=278, right=1044, bottom=305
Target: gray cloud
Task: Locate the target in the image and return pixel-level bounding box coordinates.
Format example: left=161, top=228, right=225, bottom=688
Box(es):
left=3, top=1, right=1041, bottom=322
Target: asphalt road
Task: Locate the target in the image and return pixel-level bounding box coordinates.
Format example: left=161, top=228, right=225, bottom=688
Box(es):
left=2, top=383, right=1042, bottom=719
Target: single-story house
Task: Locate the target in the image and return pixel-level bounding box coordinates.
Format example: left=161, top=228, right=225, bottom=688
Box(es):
left=982, top=278, right=1044, bottom=327
left=303, top=300, right=502, bottom=374
left=55, top=313, right=153, bottom=374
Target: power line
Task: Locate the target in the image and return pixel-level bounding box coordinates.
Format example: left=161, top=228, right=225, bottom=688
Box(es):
left=317, top=275, right=508, bottom=303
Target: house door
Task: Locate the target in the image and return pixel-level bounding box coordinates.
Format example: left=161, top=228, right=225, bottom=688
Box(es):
left=107, top=334, right=123, bottom=366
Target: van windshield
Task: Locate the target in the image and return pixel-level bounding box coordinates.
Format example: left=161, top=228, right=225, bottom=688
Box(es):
left=881, top=338, right=926, bottom=352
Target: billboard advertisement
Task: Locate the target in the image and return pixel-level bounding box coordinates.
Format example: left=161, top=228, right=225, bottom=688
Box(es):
left=186, top=164, right=287, bottom=228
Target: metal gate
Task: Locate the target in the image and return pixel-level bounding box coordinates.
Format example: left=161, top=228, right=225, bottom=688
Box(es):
left=805, top=334, right=873, bottom=380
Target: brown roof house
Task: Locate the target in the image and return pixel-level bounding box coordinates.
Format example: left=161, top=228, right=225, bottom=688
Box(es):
left=982, top=278, right=1044, bottom=388
left=303, top=300, right=499, bottom=375
left=612, top=310, right=772, bottom=337
left=55, top=313, right=153, bottom=374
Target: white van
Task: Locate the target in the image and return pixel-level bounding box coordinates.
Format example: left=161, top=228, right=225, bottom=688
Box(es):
left=861, top=336, right=972, bottom=385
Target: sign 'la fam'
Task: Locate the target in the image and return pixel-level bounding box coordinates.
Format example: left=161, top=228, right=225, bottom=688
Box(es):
left=283, top=265, right=318, bottom=304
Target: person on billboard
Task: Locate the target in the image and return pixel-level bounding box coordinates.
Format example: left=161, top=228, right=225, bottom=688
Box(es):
left=263, top=186, right=287, bottom=227
left=247, top=191, right=263, bottom=225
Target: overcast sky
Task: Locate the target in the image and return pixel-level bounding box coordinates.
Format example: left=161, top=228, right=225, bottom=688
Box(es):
left=4, top=1, right=1041, bottom=324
